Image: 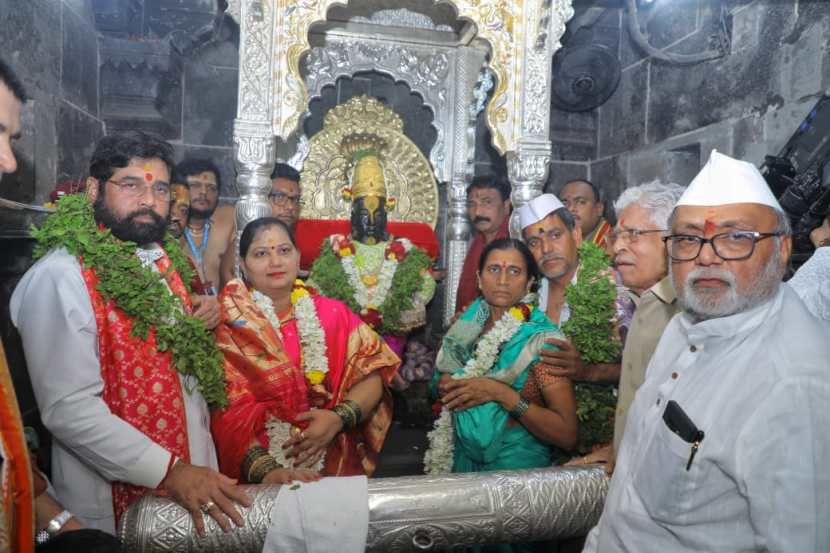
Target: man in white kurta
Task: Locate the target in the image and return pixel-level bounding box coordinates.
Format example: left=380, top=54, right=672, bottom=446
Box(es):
left=10, top=133, right=249, bottom=535
left=11, top=248, right=218, bottom=533
left=583, top=150, right=830, bottom=552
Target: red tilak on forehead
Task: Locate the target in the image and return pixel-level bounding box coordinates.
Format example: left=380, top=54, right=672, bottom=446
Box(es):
left=704, top=219, right=717, bottom=235
left=145, top=172, right=154, bottom=182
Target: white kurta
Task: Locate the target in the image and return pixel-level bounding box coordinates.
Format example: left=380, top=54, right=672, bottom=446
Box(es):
left=10, top=248, right=217, bottom=533
left=788, top=246, right=830, bottom=322
left=583, top=284, right=830, bottom=553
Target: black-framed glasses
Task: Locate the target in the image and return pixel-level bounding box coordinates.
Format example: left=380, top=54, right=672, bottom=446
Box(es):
left=268, top=191, right=303, bottom=208
left=107, top=179, right=170, bottom=199
left=663, top=231, right=783, bottom=261
left=610, top=228, right=666, bottom=244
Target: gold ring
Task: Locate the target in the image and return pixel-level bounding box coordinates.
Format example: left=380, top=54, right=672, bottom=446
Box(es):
left=200, top=501, right=215, bottom=514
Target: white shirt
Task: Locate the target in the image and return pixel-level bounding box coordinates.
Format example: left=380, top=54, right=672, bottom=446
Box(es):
left=788, top=247, right=830, bottom=322
left=583, top=285, right=830, bottom=553
left=10, top=248, right=217, bottom=533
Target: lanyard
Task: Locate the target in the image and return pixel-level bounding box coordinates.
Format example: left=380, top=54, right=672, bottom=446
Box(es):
left=184, top=222, right=211, bottom=283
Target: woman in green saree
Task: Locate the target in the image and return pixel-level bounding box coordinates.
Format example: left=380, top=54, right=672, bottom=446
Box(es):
left=424, top=238, right=578, bottom=551
left=427, top=237, right=578, bottom=472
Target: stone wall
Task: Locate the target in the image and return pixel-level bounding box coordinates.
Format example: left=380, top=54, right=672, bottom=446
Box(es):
left=95, top=0, right=239, bottom=196
left=0, top=0, right=104, bottom=205
left=552, top=0, right=830, bottom=207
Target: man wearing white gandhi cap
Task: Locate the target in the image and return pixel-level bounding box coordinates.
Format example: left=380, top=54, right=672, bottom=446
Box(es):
left=518, top=193, right=629, bottom=461
left=583, top=150, right=830, bottom=553
left=517, top=194, right=627, bottom=386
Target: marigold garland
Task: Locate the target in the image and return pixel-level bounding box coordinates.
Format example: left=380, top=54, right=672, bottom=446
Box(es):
left=310, top=235, right=431, bottom=335
left=30, top=194, right=228, bottom=408
left=561, top=241, right=621, bottom=454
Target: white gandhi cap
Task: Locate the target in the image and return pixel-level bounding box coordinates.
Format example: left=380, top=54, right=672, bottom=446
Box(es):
left=517, top=193, right=565, bottom=230
left=676, top=149, right=783, bottom=210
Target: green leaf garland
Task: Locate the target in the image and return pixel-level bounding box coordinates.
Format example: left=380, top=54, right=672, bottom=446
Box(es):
left=561, top=241, right=621, bottom=454
left=31, top=194, right=228, bottom=408
left=310, top=238, right=432, bottom=335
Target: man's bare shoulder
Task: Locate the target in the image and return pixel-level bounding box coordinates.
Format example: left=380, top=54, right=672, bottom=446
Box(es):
left=212, top=204, right=236, bottom=229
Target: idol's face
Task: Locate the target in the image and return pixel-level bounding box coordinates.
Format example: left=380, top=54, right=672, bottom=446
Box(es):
left=351, top=195, right=388, bottom=245
left=241, top=224, right=300, bottom=299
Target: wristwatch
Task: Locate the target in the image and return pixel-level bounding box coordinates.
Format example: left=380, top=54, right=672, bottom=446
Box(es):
left=35, top=509, right=73, bottom=545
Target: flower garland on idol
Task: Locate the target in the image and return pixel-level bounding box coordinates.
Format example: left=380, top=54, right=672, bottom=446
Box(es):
left=310, top=233, right=431, bottom=334
left=253, top=279, right=328, bottom=470
left=423, top=302, right=532, bottom=475
left=30, top=194, right=228, bottom=407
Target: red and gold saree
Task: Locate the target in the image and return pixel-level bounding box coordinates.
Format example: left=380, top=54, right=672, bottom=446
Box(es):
left=211, top=279, right=399, bottom=480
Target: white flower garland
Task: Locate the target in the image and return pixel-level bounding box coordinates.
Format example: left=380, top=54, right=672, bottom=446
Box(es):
left=254, top=285, right=330, bottom=471
left=251, top=287, right=329, bottom=380
left=335, top=236, right=410, bottom=310
left=423, top=307, right=525, bottom=475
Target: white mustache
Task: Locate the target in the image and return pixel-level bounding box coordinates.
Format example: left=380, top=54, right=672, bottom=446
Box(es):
left=687, top=267, right=736, bottom=288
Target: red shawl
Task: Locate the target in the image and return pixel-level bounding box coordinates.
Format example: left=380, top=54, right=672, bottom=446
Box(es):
left=82, top=253, right=192, bottom=523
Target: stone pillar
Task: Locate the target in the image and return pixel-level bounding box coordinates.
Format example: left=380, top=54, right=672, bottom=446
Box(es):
left=231, top=0, right=276, bottom=255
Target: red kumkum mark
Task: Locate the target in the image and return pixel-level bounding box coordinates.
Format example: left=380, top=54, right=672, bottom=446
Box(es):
left=703, top=218, right=717, bottom=236
left=145, top=172, right=154, bottom=182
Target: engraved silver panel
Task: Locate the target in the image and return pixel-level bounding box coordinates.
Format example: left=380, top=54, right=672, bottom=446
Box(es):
left=119, top=466, right=608, bottom=553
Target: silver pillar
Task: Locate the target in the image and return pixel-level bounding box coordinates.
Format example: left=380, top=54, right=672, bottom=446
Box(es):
left=232, top=0, right=276, bottom=245
left=119, top=466, right=609, bottom=552
left=507, top=143, right=552, bottom=238
left=443, top=48, right=485, bottom=323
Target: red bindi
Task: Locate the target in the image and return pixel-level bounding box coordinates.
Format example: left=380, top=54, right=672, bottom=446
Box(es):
left=145, top=172, right=154, bottom=182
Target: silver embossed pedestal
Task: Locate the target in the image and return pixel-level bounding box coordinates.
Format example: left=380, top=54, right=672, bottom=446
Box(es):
left=119, top=466, right=608, bottom=552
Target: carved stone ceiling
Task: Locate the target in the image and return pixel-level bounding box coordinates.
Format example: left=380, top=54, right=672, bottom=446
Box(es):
left=322, top=0, right=468, bottom=35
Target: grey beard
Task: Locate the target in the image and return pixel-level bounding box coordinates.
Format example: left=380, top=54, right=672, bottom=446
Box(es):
left=672, top=246, right=784, bottom=322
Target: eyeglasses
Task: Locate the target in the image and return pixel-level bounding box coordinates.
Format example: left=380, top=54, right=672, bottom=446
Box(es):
left=268, top=191, right=303, bottom=208
left=107, top=179, right=170, bottom=199
left=611, top=228, right=666, bottom=244
left=663, top=231, right=783, bottom=261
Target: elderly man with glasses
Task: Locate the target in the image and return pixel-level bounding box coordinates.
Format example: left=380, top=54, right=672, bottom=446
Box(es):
left=583, top=151, right=830, bottom=553
left=609, top=181, right=685, bottom=458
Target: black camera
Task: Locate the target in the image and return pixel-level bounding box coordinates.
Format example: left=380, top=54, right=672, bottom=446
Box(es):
left=761, top=95, right=830, bottom=266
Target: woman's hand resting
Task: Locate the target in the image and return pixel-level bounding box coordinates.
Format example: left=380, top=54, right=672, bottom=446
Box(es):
left=282, top=409, right=343, bottom=467
left=440, top=377, right=507, bottom=411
